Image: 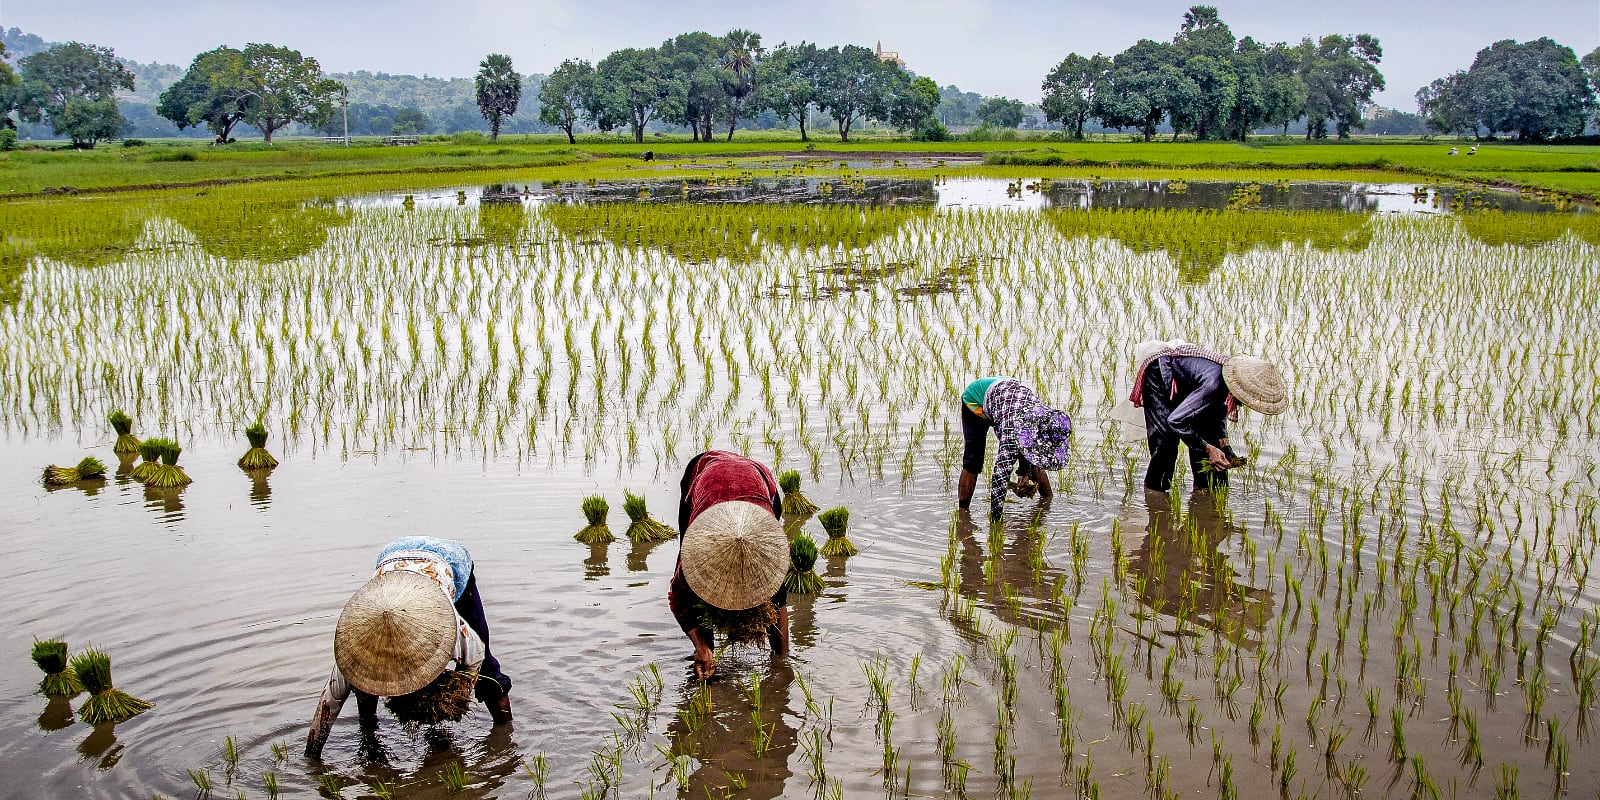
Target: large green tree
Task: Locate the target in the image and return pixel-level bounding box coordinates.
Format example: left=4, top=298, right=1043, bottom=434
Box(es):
left=814, top=44, right=897, bottom=141
left=1466, top=38, right=1589, bottom=140
left=16, top=42, right=133, bottom=147
left=755, top=42, right=821, bottom=140
left=891, top=75, right=943, bottom=138
left=225, top=43, right=340, bottom=142
left=0, top=40, right=17, bottom=128
left=1041, top=53, right=1109, bottom=139
left=1093, top=39, right=1192, bottom=141
left=474, top=53, right=521, bottom=142
left=660, top=32, right=727, bottom=141
left=1299, top=34, right=1384, bottom=139
left=593, top=47, right=671, bottom=143
left=538, top=58, right=593, bottom=144
left=976, top=96, right=1026, bottom=128
left=157, top=46, right=251, bottom=140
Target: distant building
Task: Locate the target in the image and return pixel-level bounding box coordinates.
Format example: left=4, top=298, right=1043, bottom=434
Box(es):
left=876, top=41, right=905, bottom=68
left=1360, top=103, right=1380, bottom=122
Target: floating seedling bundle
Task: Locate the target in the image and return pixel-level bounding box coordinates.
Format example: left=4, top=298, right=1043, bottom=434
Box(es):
left=778, top=470, right=819, bottom=517
left=70, top=649, right=153, bottom=725
left=622, top=491, right=675, bottom=543
left=817, top=507, right=858, bottom=557
left=144, top=439, right=192, bottom=488
left=32, top=639, right=84, bottom=698
left=237, top=421, right=279, bottom=470
left=129, top=440, right=162, bottom=483
left=574, top=495, right=615, bottom=544
left=783, top=532, right=826, bottom=594
left=698, top=601, right=779, bottom=646
left=108, top=410, right=139, bottom=455
left=385, top=668, right=478, bottom=725
left=41, top=456, right=107, bottom=486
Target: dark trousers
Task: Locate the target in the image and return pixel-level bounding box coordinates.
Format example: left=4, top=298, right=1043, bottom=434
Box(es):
left=455, top=570, right=512, bottom=703
left=960, top=404, right=1034, bottom=477
left=1141, top=371, right=1233, bottom=492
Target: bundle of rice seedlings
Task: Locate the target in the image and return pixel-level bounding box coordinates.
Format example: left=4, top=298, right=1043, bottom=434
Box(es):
left=817, top=507, right=858, bottom=557
left=574, top=495, right=614, bottom=544
left=622, top=491, right=675, bottom=543
left=237, top=421, right=279, bottom=470
left=32, top=639, right=84, bottom=697
left=145, top=439, right=193, bottom=488
left=385, top=669, right=478, bottom=725
left=698, top=601, right=779, bottom=646
left=109, top=410, right=140, bottom=455
left=71, top=649, right=153, bottom=724
left=783, top=533, right=826, bottom=594
left=129, top=439, right=163, bottom=483
left=778, top=470, right=819, bottom=517
left=42, top=456, right=107, bottom=486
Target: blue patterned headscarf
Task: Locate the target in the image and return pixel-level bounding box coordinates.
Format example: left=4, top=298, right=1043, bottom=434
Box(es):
left=1016, top=407, right=1073, bottom=470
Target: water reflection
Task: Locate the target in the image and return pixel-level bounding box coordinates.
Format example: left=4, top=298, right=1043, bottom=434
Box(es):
left=664, top=666, right=798, bottom=800
left=584, top=543, right=611, bottom=579
left=547, top=176, right=937, bottom=207
left=344, top=725, right=523, bottom=800
left=1042, top=179, right=1388, bottom=213
left=626, top=538, right=665, bottom=572
left=0, top=202, right=148, bottom=303
left=542, top=201, right=931, bottom=265
left=949, top=506, right=1072, bottom=634
left=45, top=476, right=106, bottom=497
left=77, top=723, right=124, bottom=771
left=1127, top=490, right=1273, bottom=649
left=1457, top=210, right=1600, bottom=248
left=476, top=188, right=531, bottom=248
left=37, top=697, right=75, bottom=732
left=245, top=467, right=273, bottom=509
left=142, top=485, right=186, bottom=520
left=1044, top=207, right=1373, bottom=284
left=165, top=193, right=351, bottom=264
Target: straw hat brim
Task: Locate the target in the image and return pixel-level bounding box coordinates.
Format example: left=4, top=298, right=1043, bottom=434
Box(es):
left=335, top=571, right=457, bottom=697
left=681, top=500, right=788, bottom=611
left=1223, top=356, right=1288, bottom=415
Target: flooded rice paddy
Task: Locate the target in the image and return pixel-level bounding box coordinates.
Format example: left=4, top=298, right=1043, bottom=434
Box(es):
left=1, top=175, right=1598, bottom=800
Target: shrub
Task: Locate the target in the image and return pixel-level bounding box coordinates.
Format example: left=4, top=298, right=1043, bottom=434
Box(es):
left=0, top=129, right=16, bottom=151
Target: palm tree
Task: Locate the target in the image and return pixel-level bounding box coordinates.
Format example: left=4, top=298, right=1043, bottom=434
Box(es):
left=475, top=53, right=521, bottom=142
left=721, top=29, right=764, bottom=140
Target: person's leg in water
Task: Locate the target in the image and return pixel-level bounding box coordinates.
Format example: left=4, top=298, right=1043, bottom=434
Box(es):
left=454, top=570, right=512, bottom=723
left=957, top=404, right=993, bottom=509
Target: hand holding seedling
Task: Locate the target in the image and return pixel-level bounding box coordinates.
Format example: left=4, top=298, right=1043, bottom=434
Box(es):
left=1205, top=444, right=1231, bottom=473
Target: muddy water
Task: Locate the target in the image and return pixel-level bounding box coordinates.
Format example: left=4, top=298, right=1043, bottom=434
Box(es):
left=1, top=181, right=1597, bottom=800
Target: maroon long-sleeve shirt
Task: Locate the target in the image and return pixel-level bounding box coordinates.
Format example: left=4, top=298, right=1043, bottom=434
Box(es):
left=667, top=451, right=784, bottom=632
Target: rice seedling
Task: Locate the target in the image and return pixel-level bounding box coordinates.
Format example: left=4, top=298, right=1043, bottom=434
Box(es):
left=384, top=668, right=477, bottom=724
left=697, top=601, right=778, bottom=646
left=574, top=494, right=615, bottom=544
left=41, top=455, right=107, bottom=486
left=522, top=753, right=548, bottom=799
left=108, top=409, right=140, bottom=454
left=237, top=421, right=279, bottom=470
left=31, top=639, right=84, bottom=698
left=439, top=761, right=468, bottom=793
left=316, top=772, right=343, bottom=799
left=70, top=648, right=153, bottom=724
left=783, top=531, right=827, bottom=594
left=129, top=439, right=163, bottom=483
left=261, top=772, right=279, bottom=800
left=778, top=469, right=820, bottom=517
left=621, top=490, right=674, bottom=543
left=189, top=767, right=213, bottom=796
left=142, top=438, right=193, bottom=487
left=817, top=507, right=857, bottom=558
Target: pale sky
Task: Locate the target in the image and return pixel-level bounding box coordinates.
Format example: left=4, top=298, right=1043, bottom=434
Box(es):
left=4, top=0, right=1597, bottom=109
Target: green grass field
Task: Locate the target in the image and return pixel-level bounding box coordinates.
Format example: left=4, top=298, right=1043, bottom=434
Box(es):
left=2, top=132, right=1596, bottom=199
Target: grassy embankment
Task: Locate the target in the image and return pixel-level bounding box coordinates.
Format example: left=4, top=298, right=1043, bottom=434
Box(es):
left=1, top=132, right=1596, bottom=199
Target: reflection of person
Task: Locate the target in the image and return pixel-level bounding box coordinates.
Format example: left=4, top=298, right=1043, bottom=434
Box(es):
left=305, top=537, right=513, bottom=758
left=670, top=451, right=791, bottom=680
left=1124, top=343, right=1286, bottom=492
left=1128, top=491, right=1273, bottom=646
left=956, top=377, right=1072, bottom=518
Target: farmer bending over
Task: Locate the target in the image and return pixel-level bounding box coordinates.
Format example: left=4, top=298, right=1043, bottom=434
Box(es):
left=957, top=376, right=1073, bottom=518
left=670, top=450, right=791, bottom=680
left=1127, top=344, right=1286, bottom=492
left=305, top=536, right=512, bottom=758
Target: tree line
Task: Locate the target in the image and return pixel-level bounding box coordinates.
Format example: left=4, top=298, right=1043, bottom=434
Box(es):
left=537, top=32, right=941, bottom=144
left=1417, top=38, right=1597, bottom=141
left=1040, top=6, right=1385, bottom=141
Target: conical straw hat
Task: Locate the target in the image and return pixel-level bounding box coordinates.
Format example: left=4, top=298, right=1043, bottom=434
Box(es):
left=681, top=501, right=788, bottom=611
left=334, top=571, right=456, bottom=696
left=1222, top=356, right=1288, bottom=415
